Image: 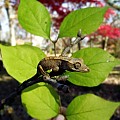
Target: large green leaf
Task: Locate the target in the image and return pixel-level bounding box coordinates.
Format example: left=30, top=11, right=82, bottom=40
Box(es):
left=22, top=82, right=60, bottom=120
left=1, top=45, right=45, bottom=83
left=58, top=7, right=108, bottom=38
left=66, top=94, right=120, bottom=120
left=18, top=0, right=51, bottom=39
left=65, top=48, right=119, bottom=87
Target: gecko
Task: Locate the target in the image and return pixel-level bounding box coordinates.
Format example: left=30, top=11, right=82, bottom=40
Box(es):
left=0, top=56, right=89, bottom=109
left=37, top=56, right=89, bottom=80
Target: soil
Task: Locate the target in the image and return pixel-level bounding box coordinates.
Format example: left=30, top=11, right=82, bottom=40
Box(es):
left=0, top=62, right=120, bottom=120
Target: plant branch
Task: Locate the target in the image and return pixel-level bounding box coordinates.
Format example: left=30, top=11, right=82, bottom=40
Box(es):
left=0, top=74, right=69, bottom=109
left=0, top=74, right=40, bottom=109
left=61, top=30, right=85, bottom=56
left=105, top=0, right=120, bottom=11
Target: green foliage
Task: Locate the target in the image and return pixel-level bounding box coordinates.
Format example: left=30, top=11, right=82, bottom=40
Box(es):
left=116, top=59, right=120, bottom=64
left=22, top=83, right=60, bottom=120
left=59, top=7, right=108, bottom=38
left=18, top=0, right=51, bottom=39
left=0, top=1, right=119, bottom=120
left=65, top=47, right=119, bottom=87
left=66, top=94, right=120, bottom=120
left=1, top=45, right=45, bottom=83
left=18, top=0, right=108, bottom=39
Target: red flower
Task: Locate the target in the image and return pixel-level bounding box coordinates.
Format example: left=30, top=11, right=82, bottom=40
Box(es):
left=98, top=25, right=120, bottom=39
left=104, top=8, right=116, bottom=19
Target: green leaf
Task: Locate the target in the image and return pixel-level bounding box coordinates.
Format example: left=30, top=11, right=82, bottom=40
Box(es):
left=59, top=7, right=108, bottom=38
left=116, top=59, right=120, bottom=65
left=66, top=94, right=120, bottom=120
left=65, top=48, right=118, bottom=87
left=18, top=0, right=51, bottom=39
left=22, top=83, right=60, bottom=120
left=1, top=45, right=45, bottom=83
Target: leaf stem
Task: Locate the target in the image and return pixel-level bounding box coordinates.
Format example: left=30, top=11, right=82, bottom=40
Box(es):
left=51, top=37, right=59, bottom=56
left=53, top=40, right=57, bottom=56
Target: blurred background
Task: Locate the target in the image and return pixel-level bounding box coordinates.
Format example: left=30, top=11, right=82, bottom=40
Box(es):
left=0, top=0, right=120, bottom=120
left=0, top=0, right=120, bottom=56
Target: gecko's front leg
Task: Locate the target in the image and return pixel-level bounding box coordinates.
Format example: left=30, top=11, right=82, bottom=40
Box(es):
left=38, top=65, right=50, bottom=80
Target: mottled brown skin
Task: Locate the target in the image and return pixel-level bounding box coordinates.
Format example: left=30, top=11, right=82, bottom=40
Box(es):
left=37, top=56, right=89, bottom=78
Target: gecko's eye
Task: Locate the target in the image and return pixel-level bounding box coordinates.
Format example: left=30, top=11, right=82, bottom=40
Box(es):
left=74, top=62, right=81, bottom=69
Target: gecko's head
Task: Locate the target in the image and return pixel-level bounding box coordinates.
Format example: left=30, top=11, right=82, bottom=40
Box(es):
left=69, top=58, right=89, bottom=72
